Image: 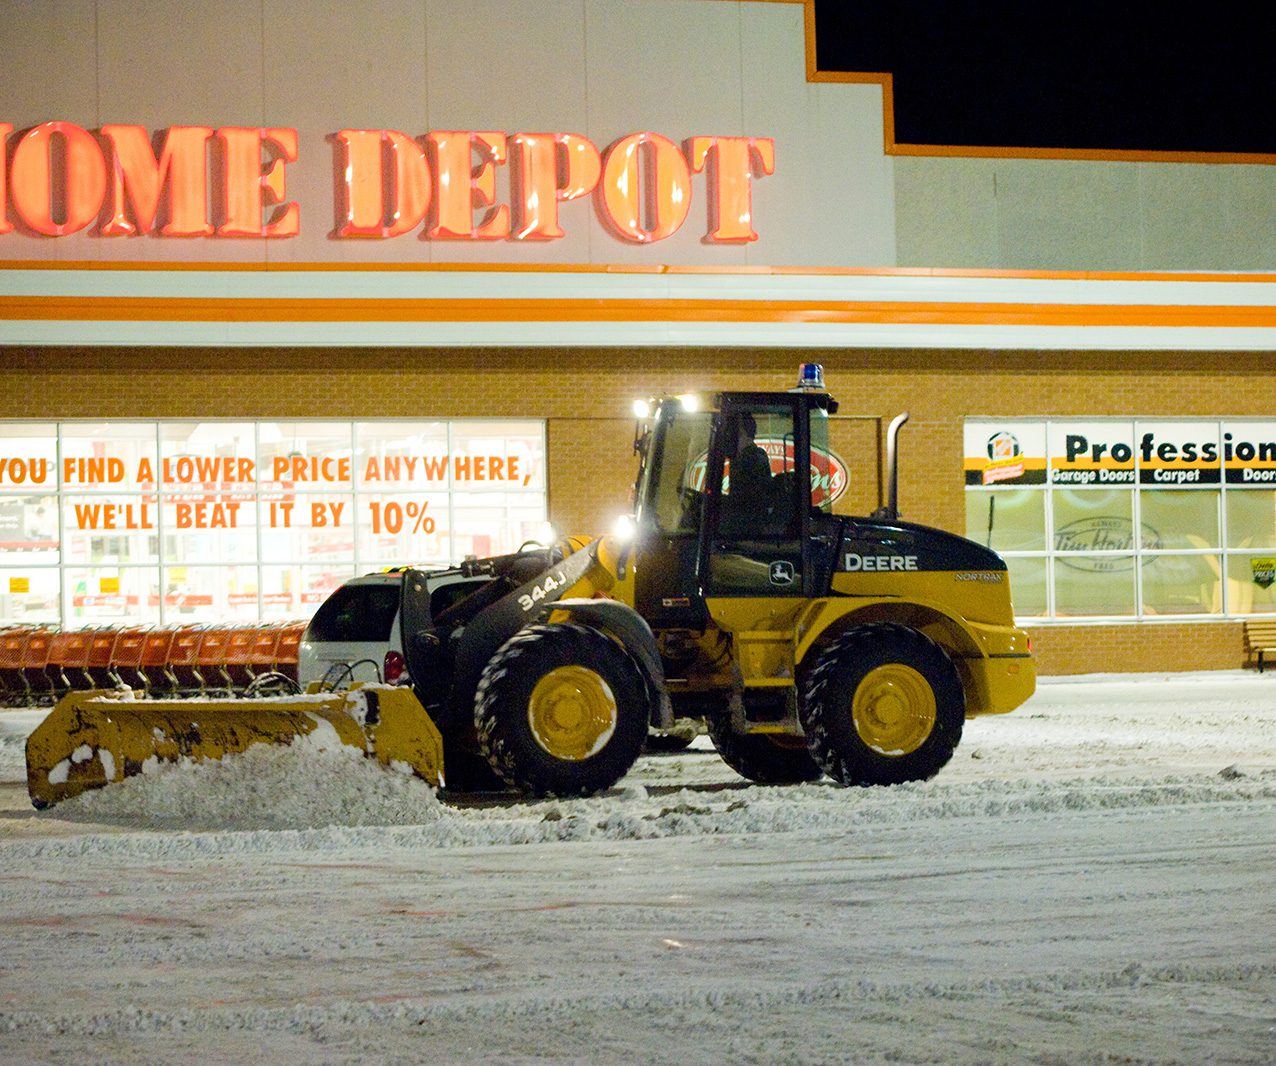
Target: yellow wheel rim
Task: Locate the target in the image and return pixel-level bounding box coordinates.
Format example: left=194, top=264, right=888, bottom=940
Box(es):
left=527, top=666, right=618, bottom=761
left=851, top=664, right=936, bottom=756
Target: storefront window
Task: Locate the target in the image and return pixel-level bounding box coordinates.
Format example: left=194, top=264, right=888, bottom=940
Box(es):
left=1005, top=556, right=1048, bottom=616
left=162, top=564, right=261, bottom=623
left=357, top=490, right=452, bottom=566
left=0, top=567, right=59, bottom=623
left=65, top=566, right=161, bottom=624
left=1225, top=555, right=1276, bottom=615
left=259, top=564, right=357, bottom=620
left=0, top=420, right=546, bottom=626
left=1141, top=490, right=1219, bottom=549
left=0, top=495, right=60, bottom=563
left=964, top=488, right=1046, bottom=551
left=1054, top=556, right=1136, bottom=617
left=965, top=418, right=1273, bottom=621
left=1141, top=554, right=1221, bottom=615
left=1054, top=488, right=1134, bottom=537
left=1226, top=490, right=1276, bottom=549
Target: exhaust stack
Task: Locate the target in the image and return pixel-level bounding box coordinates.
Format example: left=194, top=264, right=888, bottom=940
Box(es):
left=874, top=411, right=910, bottom=521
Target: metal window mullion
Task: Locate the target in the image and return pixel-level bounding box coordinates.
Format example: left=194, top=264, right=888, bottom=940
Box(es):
left=254, top=420, right=263, bottom=623
left=55, top=424, right=66, bottom=628
left=155, top=423, right=165, bottom=625
left=447, top=421, right=456, bottom=564
left=1214, top=449, right=1224, bottom=617
left=1132, top=482, right=1145, bottom=619
left=351, top=422, right=362, bottom=578
left=1044, top=469, right=1057, bottom=621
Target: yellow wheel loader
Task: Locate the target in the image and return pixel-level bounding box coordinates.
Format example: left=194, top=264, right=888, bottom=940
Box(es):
left=27, top=365, right=1034, bottom=807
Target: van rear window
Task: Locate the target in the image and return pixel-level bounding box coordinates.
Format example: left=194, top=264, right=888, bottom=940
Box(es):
left=307, top=584, right=399, bottom=642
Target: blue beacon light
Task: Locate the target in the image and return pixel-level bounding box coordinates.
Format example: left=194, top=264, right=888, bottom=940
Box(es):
left=796, top=363, right=825, bottom=390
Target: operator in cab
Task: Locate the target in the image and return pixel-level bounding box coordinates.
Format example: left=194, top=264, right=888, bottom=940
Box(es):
left=723, top=411, right=773, bottom=531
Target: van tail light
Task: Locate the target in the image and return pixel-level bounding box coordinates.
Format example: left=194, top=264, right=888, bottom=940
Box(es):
left=383, top=650, right=406, bottom=683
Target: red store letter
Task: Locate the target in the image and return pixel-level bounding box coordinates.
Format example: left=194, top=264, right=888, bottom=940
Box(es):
left=596, top=133, right=691, bottom=244
left=100, top=125, right=214, bottom=236
left=217, top=127, right=300, bottom=238
left=509, top=132, right=600, bottom=240
left=0, top=124, right=11, bottom=234
left=427, top=131, right=509, bottom=240
left=687, top=136, right=774, bottom=243
left=336, top=129, right=431, bottom=238
left=9, top=122, right=107, bottom=236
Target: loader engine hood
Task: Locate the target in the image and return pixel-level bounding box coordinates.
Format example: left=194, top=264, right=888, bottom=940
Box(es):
left=834, top=519, right=1006, bottom=575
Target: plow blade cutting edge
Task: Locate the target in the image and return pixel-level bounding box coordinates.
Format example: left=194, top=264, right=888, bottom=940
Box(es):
left=25, top=686, right=445, bottom=810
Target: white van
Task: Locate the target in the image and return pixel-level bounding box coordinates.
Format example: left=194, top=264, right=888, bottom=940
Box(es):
left=298, top=573, right=407, bottom=689
left=299, top=564, right=701, bottom=753
left=298, top=569, right=495, bottom=690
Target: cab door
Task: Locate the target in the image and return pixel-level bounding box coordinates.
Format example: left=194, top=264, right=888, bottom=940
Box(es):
left=703, top=396, right=809, bottom=599
left=633, top=407, right=713, bottom=629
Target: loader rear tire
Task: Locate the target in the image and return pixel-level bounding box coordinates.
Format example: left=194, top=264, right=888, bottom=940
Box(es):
left=475, top=623, right=649, bottom=797
left=801, top=623, right=964, bottom=786
left=706, top=715, right=823, bottom=785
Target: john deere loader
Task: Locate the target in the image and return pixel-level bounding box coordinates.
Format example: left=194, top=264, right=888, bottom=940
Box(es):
left=27, top=365, right=1034, bottom=807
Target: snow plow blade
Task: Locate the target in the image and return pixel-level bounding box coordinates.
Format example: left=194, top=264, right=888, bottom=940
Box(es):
left=26, top=687, right=444, bottom=810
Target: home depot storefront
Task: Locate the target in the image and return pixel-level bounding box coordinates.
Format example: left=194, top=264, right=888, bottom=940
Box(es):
left=1, top=1, right=1273, bottom=674
left=3, top=329, right=1273, bottom=675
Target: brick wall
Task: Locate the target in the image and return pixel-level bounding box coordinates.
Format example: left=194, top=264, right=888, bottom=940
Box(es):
left=4, top=344, right=1273, bottom=674
left=1025, top=621, right=1247, bottom=675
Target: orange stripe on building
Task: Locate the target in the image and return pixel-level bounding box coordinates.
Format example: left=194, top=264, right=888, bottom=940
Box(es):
left=2, top=261, right=1275, bottom=283
left=2, top=296, right=1274, bottom=327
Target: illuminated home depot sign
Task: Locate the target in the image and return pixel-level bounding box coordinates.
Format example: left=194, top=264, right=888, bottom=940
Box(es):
left=0, top=122, right=775, bottom=243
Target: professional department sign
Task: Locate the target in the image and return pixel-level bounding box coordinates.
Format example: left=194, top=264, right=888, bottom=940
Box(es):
left=0, top=122, right=775, bottom=244
left=1047, top=422, right=1136, bottom=485
left=966, top=419, right=1276, bottom=488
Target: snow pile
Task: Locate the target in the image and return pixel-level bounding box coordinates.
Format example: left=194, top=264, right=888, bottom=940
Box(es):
left=0, top=708, right=44, bottom=782
left=50, top=728, right=450, bottom=832
left=0, top=736, right=25, bottom=782
left=10, top=769, right=1274, bottom=864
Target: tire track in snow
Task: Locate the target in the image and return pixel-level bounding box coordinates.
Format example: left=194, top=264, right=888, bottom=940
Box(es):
left=4, top=772, right=1275, bottom=865
left=2, top=960, right=1274, bottom=1038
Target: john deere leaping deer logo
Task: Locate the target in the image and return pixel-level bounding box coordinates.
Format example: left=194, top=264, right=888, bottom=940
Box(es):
left=769, top=560, right=795, bottom=586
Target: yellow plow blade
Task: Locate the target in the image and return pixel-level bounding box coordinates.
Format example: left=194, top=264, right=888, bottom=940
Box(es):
left=26, top=687, right=444, bottom=810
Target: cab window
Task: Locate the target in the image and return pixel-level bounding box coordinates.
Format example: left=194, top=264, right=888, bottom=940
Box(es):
left=641, top=411, right=712, bottom=534
left=721, top=405, right=798, bottom=535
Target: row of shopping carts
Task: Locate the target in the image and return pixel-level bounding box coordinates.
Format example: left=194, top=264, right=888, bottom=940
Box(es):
left=0, top=621, right=308, bottom=706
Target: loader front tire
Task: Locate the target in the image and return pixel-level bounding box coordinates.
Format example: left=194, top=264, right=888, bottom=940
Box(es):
left=801, top=623, right=964, bottom=786
left=475, top=623, right=649, bottom=797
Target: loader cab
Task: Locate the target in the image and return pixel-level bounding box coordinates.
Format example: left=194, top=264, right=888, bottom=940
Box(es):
left=633, top=375, right=841, bottom=626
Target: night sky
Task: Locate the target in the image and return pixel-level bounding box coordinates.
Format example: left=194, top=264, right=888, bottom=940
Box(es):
left=812, top=3, right=1274, bottom=156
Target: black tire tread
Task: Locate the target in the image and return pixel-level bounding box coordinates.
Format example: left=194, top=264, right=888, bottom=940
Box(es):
left=474, top=623, right=649, bottom=797
left=705, top=713, right=823, bottom=785
left=802, top=622, right=964, bottom=786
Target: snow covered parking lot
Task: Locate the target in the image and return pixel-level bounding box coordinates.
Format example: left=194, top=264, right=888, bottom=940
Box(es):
left=1, top=672, right=1274, bottom=1064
